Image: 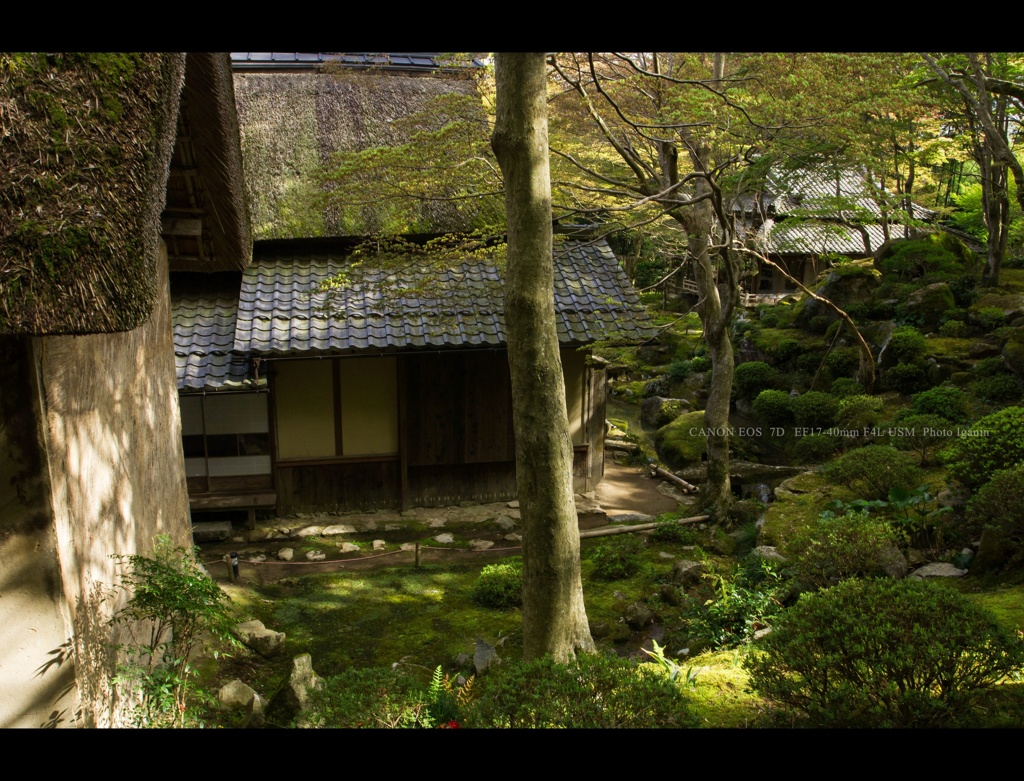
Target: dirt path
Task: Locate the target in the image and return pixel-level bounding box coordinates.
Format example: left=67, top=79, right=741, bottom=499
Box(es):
left=596, top=457, right=690, bottom=517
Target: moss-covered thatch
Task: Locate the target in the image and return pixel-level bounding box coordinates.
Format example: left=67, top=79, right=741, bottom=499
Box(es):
left=232, top=70, right=486, bottom=240
left=0, top=53, right=185, bottom=335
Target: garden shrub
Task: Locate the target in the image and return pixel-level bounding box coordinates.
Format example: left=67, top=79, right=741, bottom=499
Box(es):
left=471, top=559, right=523, bottom=610
left=308, top=667, right=435, bottom=728
left=966, top=465, right=1024, bottom=569
left=590, top=535, right=646, bottom=580
left=830, top=377, right=863, bottom=398
left=752, top=389, right=793, bottom=427
left=791, top=391, right=839, bottom=429
left=667, top=359, right=692, bottom=382
left=795, top=350, right=826, bottom=376
left=733, top=361, right=783, bottom=400
left=911, top=385, right=971, bottom=423
left=690, top=355, right=712, bottom=373
left=465, top=653, right=699, bottom=729
left=975, top=356, right=1010, bottom=378
left=887, top=325, right=927, bottom=363
left=939, top=319, right=968, bottom=338
left=784, top=511, right=906, bottom=590
left=881, top=362, right=928, bottom=395
left=791, top=433, right=840, bottom=464
left=807, top=314, right=832, bottom=334
left=971, top=306, right=1007, bottom=330
left=892, top=414, right=957, bottom=466
left=649, top=517, right=699, bottom=544
left=745, top=578, right=1024, bottom=727
left=684, top=559, right=784, bottom=649
left=836, top=394, right=883, bottom=429
left=823, top=445, right=923, bottom=500
left=824, top=347, right=860, bottom=378
left=976, top=373, right=1022, bottom=402
left=943, top=406, right=1024, bottom=491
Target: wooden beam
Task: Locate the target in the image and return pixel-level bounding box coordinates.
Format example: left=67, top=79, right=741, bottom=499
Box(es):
left=161, top=217, right=204, bottom=236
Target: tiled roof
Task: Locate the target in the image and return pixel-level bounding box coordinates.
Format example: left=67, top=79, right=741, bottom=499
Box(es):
left=768, top=167, right=937, bottom=222
left=756, top=220, right=892, bottom=256
left=172, top=280, right=262, bottom=391
left=234, top=239, right=656, bottom=355
left=230, top=53, right=484, bottom=72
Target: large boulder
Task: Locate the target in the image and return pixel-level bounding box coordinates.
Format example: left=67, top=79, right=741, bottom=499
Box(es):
left=796, top=264, right=880, bottom=325
left=654, top=410, right=707, bottom=469
left=217, top=680, right=266, bottom=728
left=271, top=654, right=323, bottom=723
left=641, top=396, right=690, bottom=428
left=235, top=620, right=286, bottom=658
left=904, top=282, right=955, bottom=331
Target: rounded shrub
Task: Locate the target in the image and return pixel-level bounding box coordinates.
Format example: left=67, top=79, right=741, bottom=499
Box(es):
left=836, top=394, right=884, bottom=429
left=881, top=362, right=928, bottom=395
left=830, top=377, right=864, bottom=398
left=887, top=326, right=927, bottom=363
left=752, top=389, right=793, bottom=427
left=976, top=373, right=1022, bottom=402
left=823, top=445, right=923, bottom=500
left=471, top=559, right=523, bottom=610
left=784, top=511, right=906, bottom=589
left=791, top=391, right=840, bottom=429
left=465, top=653, right=699, bottom=729
left=892, top=414, right=957, bottom=466
left=745, top=578, right=1024, bottom=727
left=590, top=535, right=645, bottom=580
left=791, top=433, right=840, bottom=464
left=943, top=406, right=1024, bottom=491
left=733, top=361, right=783, bottom=400
left=974, top=356, right=1010, bottom=378
left=911, top=385, right=971, bottom=424
left=648, top=517, right=699, bottom=544
left=824, top=347, right=860, bottom=378
left=939, top=319, right=968, bottom=338
left=690, top=355, right=712, bottom=373
left=666, top=359, right=693, bottom=382
left=966, top=464, right=1024, bottom=569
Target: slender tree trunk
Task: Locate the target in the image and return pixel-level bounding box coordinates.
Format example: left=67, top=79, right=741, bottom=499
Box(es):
left=491, top=52, right=594, bottom=662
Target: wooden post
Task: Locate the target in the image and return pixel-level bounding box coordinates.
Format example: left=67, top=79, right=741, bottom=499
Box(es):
left=415, top=541, right=421, bottom=569
left=223, top=553, right=235, bottom=582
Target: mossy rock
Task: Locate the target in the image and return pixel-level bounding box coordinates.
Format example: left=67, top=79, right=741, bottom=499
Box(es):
left=1001, top=332, right=1024, bottom=380
left=760, top=471, right=839, bottom=548
left=905, top=282, right=955, bottom=332
left=972, top=292, right=1024, bottom=319
left=654, top=411, right=708, bottom=470
left=794, top=265, right=880, bottom=325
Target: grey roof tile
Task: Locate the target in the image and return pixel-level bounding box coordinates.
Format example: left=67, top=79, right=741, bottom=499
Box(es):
left=234, top=238, right=655, bottom=355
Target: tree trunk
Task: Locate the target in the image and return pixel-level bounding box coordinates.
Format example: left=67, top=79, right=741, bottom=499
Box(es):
left=491, top=52, right=594, bottom=662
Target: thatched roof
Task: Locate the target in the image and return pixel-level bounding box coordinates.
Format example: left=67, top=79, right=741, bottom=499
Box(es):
left=1, top=53, right=184, bottom=334
left=232, top=68, right=482, bottom=240
left=163, top=53, right=252, bottom=273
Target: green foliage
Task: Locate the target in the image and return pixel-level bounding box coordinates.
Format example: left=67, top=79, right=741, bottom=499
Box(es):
left=752, top=389, right=793, bottom=427
left=967, top=465, right=1024, bottom=569
left=733, top=361, right=784, bottom=400
left=943, top=406, right=1024, bottom=491
left=823, top=445, right=923, bottom=500
left=976, top=373, right=1023, bottom=402
left=972, top=306, right=1008, bottom=330
left=745, top=578, right=1024, bottom=727
left=785, top=511, right=905, bottom=590
left=876, top=234, right=978, bottom=282
left=590, top=535, right=646, bottom=581
left=939, top=318, right=968, bottom=338
left=836, top=393, right=884, bottom=429
left=791, top=433, right=840, bottom=464
left=791, top=391, right=840, bottom=429
left=110, top=536, right=237, bottom=728
left=975, top=356, right=1010, bottom=378
left=464, top=653, right=699, bottom=728
left=690, top=355, right=712, bottom=373
left=648, top=518, right=699, bottom=545
left=471, top=559, right=523, bottom=610
left=911, top=385, right=971, bottom=423
left=829, top=377, right=864, bottom=398
left=685, top=559, right=784, bottom=649
left=881, top=362, right=928, bottom=395
left=667, top=359, right=693, bottom=382
left=824, top=346, right=860, bottom=378
left=887, top=325, right=927, bottom=362
left=892, top=414, right=957, bottom=466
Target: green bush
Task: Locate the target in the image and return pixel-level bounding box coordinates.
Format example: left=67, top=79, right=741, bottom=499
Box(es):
left=590, top=535, right=646, bottom=580
left=972, top=306, right=1007, bottom=330
left=733, top=361, right=783, bottom=400
left=471, top=560, right=523, bottom=610
left=745, top=578, right=1024, bottom=727
left=824, top=347, right=860, bottom=378
left=943, top=406, right=1024, bottom=491
left=791, top=391, right=840, bottom=429
left=648, top=517, right=699, bottom=544
left=887, top=326, right=927, bottom=363
left=465, top=653, right=699, bottom=728
left=881, top=362, right=928, bottom=395
left=836, top=394, right=884, bottom=429
left=752, top=389, right=793, bottom=427
left=823, top=445, right=923, bottom=500
left=911, top=385, right=971, bottom=423
left=690, top=355, right=712, bottom=373
left=807, top=314, right=832, bottom=334
left=967, top=464, right=1024, bottom=568
left=830, top=377, right=864, bottom=398
left=308, top=667, right=434, bottom=728
left=975, top=356, right=1010, bottom=378
left=795, top=350, right=826, bottom=376
left=791, top=433, right=840, bottom=464
left=976, top=373, right=1022, bottom=402
left=892, top=414, right=957, bottom=466
left=939, top=319, right=968, bottom=338
left=685, top=560, right=784, bottom=649
left=784, top=511, right=906, bottom=590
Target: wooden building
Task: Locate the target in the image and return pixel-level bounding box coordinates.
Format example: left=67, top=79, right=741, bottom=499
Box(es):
left=174, top=235, right=656, bottom=513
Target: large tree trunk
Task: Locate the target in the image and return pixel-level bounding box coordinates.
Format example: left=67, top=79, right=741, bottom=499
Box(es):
left=491, top=52, right=595, bottom=662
